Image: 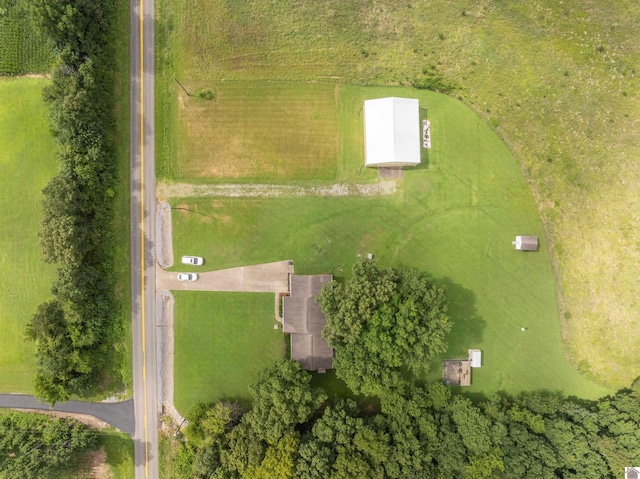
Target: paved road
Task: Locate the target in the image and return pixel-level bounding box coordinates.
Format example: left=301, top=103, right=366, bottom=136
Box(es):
left=0, top=395, right=135, bottom=436
left=130, top=0, right=158, bottom=476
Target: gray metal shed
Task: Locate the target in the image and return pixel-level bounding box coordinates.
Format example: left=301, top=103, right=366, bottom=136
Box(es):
left=513, top=235, right=538, bottom=251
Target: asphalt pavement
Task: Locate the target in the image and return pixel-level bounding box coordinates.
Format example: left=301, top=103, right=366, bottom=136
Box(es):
left=130, top=0, right=159, bottom=477
left=0, top=395, right=135, bottom=436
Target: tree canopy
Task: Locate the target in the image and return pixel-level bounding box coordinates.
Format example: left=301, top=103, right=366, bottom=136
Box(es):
left=0, top=411, right=98, bottom=478
left=318, top=259, right=451, bottom=395
left=168, top=368, right=640, bottom=479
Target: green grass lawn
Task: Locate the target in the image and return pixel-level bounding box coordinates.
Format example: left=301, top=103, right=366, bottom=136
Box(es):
left=173, top=292, right=284, bottom=415
left=169, top=85, right=611, bottom=400
left=101, top=429, right=135, bottom=478
left=108, top=0, right=133, bottom=397
left=0, top=78, right=58, bottom=394
left=157, top=0, right=640, bottom=390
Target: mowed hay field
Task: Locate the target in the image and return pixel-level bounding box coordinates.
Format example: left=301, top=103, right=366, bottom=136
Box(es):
left=171, top=82, right=338, bottom=181
left=0, top=78, right=57, bottom=393
left=169, top=86, right=611, bottom=400
left=156, top=0, right=640, bottom=388
left=173, top=292, right=284, bottom=414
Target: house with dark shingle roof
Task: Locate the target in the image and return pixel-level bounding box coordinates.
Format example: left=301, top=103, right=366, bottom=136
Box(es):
left=282, top=274, right=333, bottom=371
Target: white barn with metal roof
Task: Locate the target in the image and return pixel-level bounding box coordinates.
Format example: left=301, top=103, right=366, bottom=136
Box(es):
left=363, top=97, right=421, bottom=167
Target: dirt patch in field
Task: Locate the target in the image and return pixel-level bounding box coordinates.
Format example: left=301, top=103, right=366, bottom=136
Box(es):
left=157, top=181, right=397, bottom=199
left=156, top=201, right=174, bottom=268
left=12, top=408, right=110, bottom=430
left=77, top=448, right=111, bottom=479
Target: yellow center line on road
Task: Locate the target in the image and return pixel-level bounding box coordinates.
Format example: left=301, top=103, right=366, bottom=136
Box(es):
left=139, top=0, right=149, bottom=478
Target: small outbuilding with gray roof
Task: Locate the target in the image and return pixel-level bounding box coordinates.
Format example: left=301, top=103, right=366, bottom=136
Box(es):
left=512, top=235, right=538, bottom=251
left=282, top=274, right=334, bottom=371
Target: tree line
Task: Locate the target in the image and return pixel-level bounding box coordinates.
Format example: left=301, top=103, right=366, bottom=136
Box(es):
left=171, top=360, right=640, bottom=479
left=26, top=0, right=120, bottom=404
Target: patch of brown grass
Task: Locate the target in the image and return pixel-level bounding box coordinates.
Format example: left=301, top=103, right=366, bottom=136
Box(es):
left=176, top=82, right=338, bottom=181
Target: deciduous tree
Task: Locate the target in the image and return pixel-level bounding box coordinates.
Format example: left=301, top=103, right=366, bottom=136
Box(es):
left=319, top=259, right=451, bottom=395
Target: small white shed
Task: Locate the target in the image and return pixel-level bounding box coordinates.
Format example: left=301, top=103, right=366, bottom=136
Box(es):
left=363, top=97, right=421, bottom=167
left=469, top=349, right=482, bottom=368
left=513, top=235, right=538, bottom=251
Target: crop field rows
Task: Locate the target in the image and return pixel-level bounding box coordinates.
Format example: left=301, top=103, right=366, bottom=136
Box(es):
left=0, top=0, right=55, bottom=75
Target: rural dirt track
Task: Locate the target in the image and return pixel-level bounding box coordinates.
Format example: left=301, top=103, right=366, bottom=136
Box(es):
left=156, top=180, right=398, bottom=199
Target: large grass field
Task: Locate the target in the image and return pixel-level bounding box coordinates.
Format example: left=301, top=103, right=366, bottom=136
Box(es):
left=169, top=85, right=610, bottom=400
left=0, top=78, right=58, bottom=393
left=157, top=0, right=640, bottom=390
left=173, top=292, right=284, bottom=415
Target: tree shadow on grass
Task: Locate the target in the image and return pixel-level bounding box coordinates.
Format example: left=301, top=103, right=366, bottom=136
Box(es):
left=438, top=276, right=486, bottom=359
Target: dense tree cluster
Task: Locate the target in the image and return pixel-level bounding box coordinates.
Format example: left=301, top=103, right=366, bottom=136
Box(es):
left=318, top=259, right=451, bottom=396
left=0, top=410, right=97, bottom=478
left=171, top=363, right=640, bottom=479
left=26, top=0, right=119, bottom=404
left=175, top=360, right=326, bottom=479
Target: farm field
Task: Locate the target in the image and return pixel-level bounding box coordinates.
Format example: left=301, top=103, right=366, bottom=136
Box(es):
left=157, top=0, right=640, bottom=389
left=168, top=85, right=610, bottom=400
left=0, top=78, right=58, bottom=393
left=173, top=292, right=284, bottom=415
left=0, top=0, right=55, bottom=74
left=168, top=82, right=338, bottom=181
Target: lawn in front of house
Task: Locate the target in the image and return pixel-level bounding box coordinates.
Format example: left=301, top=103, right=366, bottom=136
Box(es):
left=173, top=292, right=284, bottom=415
left=0, top=78, right=58, bottom=394
left=168, top=85, right=611, bottom=400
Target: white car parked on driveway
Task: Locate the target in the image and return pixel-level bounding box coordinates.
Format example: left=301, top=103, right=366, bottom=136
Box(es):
left=181, top=255, right=204, bottom=265
left=177, top=272, right=199, bottom=281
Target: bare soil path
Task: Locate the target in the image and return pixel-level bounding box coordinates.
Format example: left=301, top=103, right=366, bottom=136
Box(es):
left=157, top=180, right=398, bottom=199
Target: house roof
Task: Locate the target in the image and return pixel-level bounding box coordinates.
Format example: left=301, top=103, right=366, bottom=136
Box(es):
left=283, top=274, right=333, bottom=371
left=364, top=97, right=421, bottom=167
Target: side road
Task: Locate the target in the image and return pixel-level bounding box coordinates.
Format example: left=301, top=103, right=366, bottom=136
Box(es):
left=0, top=394, right=134, bottom=436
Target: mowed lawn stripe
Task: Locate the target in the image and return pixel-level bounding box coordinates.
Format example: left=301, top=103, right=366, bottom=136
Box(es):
left=173, top=292, right=284, bottom=415
left=0, top=78, right=57, bottom=393
left=176, top=82, right=338, bottom=181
